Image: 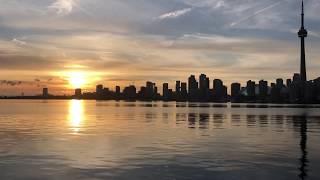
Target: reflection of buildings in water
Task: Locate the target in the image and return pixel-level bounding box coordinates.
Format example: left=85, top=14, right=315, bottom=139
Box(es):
left=176, top=113, right=222, bottom=129
left=258, top=115, right=269, bottom=127
left=188, top=113, right=197, bottom=129
left=246, top=115, right=256, bottom=127
left=145, top=113, right=157, bottom=122
left=199, top=113, right=209, bottom=129
left=231, top=114, right=241, bottom=126
left=174, top=111, right=310, bottom=179
left=175, top=113, right=186, bottom=125
left=163, top=113, right=169, bottom=120
left=68, top=100, right=85, bottom=133
left=271, top=115, right=285, bottom=127
left=176, top=103, right=187, bottom=108
left=213, top=114, right=224, bottom=128
left=298, top=115, right=308, bottom=180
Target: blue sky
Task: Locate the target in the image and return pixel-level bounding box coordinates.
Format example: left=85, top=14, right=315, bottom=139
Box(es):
left=0, top=0, right=319, bottom=95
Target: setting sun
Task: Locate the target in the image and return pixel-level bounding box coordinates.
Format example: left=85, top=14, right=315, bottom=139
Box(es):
left=68, top=72, right=86, bottom=89
left=54, top=70, right=103, bottom=90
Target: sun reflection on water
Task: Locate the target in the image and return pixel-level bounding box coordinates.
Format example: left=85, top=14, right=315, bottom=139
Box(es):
left=68, top=100, right=85, bottom=133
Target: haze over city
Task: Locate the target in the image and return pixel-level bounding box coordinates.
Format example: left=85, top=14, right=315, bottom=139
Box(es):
left=1, top=0, right=320, bottom=95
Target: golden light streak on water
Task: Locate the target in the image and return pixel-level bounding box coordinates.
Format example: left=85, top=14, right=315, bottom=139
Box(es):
left=68, top=100, right=84, bottom=133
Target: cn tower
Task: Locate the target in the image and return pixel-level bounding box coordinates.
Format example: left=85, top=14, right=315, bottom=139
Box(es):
left=298, top=0, right=308, bottom=82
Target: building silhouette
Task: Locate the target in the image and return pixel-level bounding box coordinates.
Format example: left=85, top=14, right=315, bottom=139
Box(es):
left=199, top=74, right=209, bottom=101
left=162, top=83, right=170, bottom=100
left=74, top=88, right=82, bottom=99
left=246, top=80, right=256, bottom=98
left=42, top=88, right=49, bottom=97
left=258, top=80, right=268, bottom=100
left=213, top=79, right=226, bottom=102
left=188, top=75, right=198, bottom=101
left=175, top=81, right=181, bottom=94
left=231, top=83, right=241, bottom=101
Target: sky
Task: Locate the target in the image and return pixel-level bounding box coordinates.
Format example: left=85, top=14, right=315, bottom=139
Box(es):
left=0, top=0, right=320, bottom=95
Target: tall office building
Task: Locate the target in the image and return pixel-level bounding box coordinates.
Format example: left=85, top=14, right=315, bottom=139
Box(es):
left=75, top=88, right=82, bottom=98
left=259, top=80, right=268, bottom=98
left=146, top=81, right=155, bottom=99
left=246, top=80, right=256, bottom=97
left=213, top=79, right=224, bottom=97
left=298, top=0, right=308, bottom=82
left=231, top=83, right=241, bottom=98
left=188, top=75, right=198, bottom=93
left=176, top=81, right=181, bottom=93
left=188, top=75, right=198, bottom=100
left=163, top=83, right=169, bottom=99
left=123, top=85, right=136, bottom=99
left=116, top=86, right=121, bottom=95
left=181, top=82, right=188, bottom=99
left=286, top=79, right=292, bottom=87
left=293, top=73, right=301, bottom=82
left=199, top=74, right=209, bottom=100
left=96, top=84, right=103, bottom=97
left=181, top=83, right=187, bottom=93
left=42, top=88, right=49, bottom=97
left=276, top=78, right=284, bottom=88
left=199, top=74, right=209, bottom=91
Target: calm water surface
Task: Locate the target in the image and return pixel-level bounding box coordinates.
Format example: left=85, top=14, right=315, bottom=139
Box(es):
left=0, top=100, right=320, bottom=180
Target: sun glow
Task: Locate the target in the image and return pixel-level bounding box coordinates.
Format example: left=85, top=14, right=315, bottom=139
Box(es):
left=67, top=72, right=87, bottom=89
left=52, top=70, right=104, bottom=90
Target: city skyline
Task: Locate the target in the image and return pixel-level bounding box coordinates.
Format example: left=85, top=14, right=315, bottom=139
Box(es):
left=1, top=0, right=320, bottom=96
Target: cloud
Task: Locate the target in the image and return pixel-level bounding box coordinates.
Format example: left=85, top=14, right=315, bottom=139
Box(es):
left=158, top=8, right=192, bottom=20
left=12, top=38, right=27, bottom=46
left=215, top=1, right=226, bottom=9
left=0, top=80, right=23, bottom=86
left=230, top=0, right=285, bottom=27
left=49, top=0, right=75, bottom=15
left=0, top=55, right=64, bottom=70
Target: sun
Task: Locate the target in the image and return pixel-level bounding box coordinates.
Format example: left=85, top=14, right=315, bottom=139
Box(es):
left=67, top=72, right=87, bottom=89
left=53, top=70, right=103, bottom=90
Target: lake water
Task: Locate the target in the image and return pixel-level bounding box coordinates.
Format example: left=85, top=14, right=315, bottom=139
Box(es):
left=0, top=100, right=320, bottom=180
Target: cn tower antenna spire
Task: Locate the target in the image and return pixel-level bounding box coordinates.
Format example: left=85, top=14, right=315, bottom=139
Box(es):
left=301, top=0, right=305, bottom=28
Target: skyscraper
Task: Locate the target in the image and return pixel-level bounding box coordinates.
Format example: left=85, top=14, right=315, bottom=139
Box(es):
left=276, top=78, right=284, bottom=88
left=163, top=83, right=169, bottom=98
left=188, top=75, right=198, bottom=100
left=231, top=83, right=241, bottom=98
left=246, top=80, right=256, bottom=97
left=116, top=86, right=121, bottom=95
left=259, top=80, right=268, bottom=99
left=181, top=82, right=188, bottom=100
left=146, top=81, right=155, bottom=99
left=213, top=79, right=224, bottom=97
left=96, top=84, right=103, bottom=97
left=42, top=88, right=49, bottom=97
left=199, top=74, right=209, bottom=100
left=176, top=81, right=181, bottom=93
left=74, top=88, right=82, bottom=98
left=298, top=0, right=308, bottom=82
left=199, top=74, right=209, bottom=91
left=188, top=75, right=198, bottom=93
